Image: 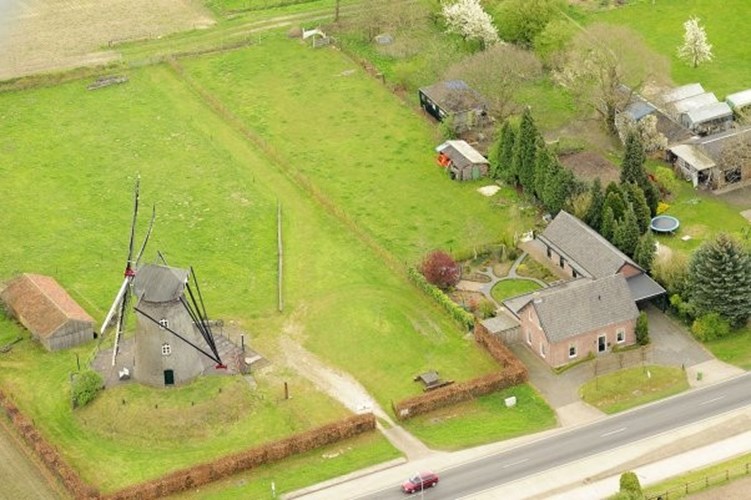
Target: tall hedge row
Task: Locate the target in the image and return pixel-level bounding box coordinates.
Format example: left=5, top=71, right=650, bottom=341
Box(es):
left=407, top=267, right=474, bottom=330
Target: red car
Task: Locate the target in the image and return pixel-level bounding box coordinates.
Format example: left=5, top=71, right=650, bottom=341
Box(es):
left=401, top=471, right=439, bottom=494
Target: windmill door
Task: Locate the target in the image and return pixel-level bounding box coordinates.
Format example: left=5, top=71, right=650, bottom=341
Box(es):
left=164, top=369, right=175, bottom=385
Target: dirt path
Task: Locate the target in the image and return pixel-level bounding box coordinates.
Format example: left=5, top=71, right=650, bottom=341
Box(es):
left=279, top=318, right=432, bottom=461
left=0, top=417, right=63, bottom=500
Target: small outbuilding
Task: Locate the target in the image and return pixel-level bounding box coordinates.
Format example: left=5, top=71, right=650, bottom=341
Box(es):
left=671, top=92, right=718, bottom=119
left=436, top=140, right=489, bottom=181
left=661, top=83, right=705, bottom=105
left=683, top=102, right=734, bottom=136
left=418, top=80, right=488, bottom=132
left=1, top=274, right=94, bottom=351
left=726, top=89, right=751, bottom=114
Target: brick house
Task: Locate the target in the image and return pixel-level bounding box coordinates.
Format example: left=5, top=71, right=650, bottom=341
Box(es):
left=1, top=273, right=94, bottom=351
left=504, top=275, right=638, bottom=367
left=501, top=211, right=665, bottom=368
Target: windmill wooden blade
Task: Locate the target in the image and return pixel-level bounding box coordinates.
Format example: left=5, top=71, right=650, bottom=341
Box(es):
left=100, top=276, right=130, bottom=334
left=111, top=286, right=132, bottom=367
left=135, top=204, right=155, bottom=267
left=125, top=177, right=140, bottom=276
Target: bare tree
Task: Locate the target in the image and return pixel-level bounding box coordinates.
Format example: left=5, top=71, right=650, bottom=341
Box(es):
left=444, top=44, right=543, bottom=122
left=555, top=24, right=670, bottom=135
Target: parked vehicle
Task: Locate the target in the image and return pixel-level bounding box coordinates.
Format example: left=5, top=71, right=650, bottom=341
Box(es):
left=401, top=471, right=439, bottom=494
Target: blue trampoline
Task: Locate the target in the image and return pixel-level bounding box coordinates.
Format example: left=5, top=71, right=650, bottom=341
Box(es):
left=650, top=215, right=680, bottom=233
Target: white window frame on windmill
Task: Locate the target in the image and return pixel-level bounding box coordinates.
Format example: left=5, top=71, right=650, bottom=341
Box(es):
left=161, top=343, right=172, bottom=356
left=159, top=318, right=169, bottom=330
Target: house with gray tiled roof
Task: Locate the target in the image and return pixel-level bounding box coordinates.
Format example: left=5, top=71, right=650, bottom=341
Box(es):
left=501, top=211, right=664, bottom=367
left=504, top=275, right=638, bottom=367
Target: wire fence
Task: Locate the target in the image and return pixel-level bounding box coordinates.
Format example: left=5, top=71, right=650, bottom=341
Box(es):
left=646, top=461, right=751, bottom=499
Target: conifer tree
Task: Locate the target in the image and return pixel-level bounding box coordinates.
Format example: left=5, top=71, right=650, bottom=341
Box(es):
left=601, top=206, right=616, bottom=241
left=491, top=120, right=517, bottom=182
left=620, top=132, right=648, bottom=186
left=634, top=231, right=656, bottom=272
left=613, top=210, right=640, bottom=257
left=544, top=163, right=575, bottom=216
left=688, top=233, right=751, bottom=327
left=643, top=181, right=660, bottom=216
left=512, top=108, right=539, bottom=193
left=604, top=183, right=627, bottom=222
left=622, top=182, right=651, bottom=234
left=534, top=143, right=555, bottom=202
left=585, top=178, right=604, bottom=231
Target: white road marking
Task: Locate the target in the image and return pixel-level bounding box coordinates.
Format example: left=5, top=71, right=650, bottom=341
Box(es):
left=700, top=395, right=725, bottom=406
left=601, top=427, right=626, bottom=437
left=501, top=458, right=529, bottom=469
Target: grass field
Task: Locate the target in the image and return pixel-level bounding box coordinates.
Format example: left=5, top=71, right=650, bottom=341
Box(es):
left=402, top=384, right=556, bottom=450
left=589, top=0, right=751, bottom=98
left=0, top=48, right=505, bottom=490
left=705, top=326, right=751, bottom=370
left=580, top=365, right=689, bottom=414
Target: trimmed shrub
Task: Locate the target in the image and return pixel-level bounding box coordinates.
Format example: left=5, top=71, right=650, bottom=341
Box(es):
left=71, top=370, right=104, bottom=409
left=635, top=311, right=649, bottom=346
left=408, top=267, right=474, bottom=330
left=691, top=313, right=731, bottom=342
left=618, top=471, right=644, bottom=499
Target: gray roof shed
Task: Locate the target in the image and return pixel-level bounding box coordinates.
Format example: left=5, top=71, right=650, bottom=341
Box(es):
left=672, top=92, right=718, bottom=115
left=418, top=80, right=487, bottom=114
left=726, top=89, right=751, bottom=109
left=662, top=83, right=705, bottom=104
left=685, top=102, right=733, bottom=126
left=436, top=140, right=488, bottom=169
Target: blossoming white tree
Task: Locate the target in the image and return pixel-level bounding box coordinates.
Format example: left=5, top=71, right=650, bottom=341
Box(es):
left=677, top=16, right=713, bottom=68
left=442, top=0, right=500, bottom=48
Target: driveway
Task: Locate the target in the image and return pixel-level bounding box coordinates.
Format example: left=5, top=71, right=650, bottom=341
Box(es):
left=513, top=304, right=742, bottom=427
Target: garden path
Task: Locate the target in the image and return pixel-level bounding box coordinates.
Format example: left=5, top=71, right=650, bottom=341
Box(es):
left=455, top=252, right=547, bottom=306
left=279, top=336, right=434, bottom=461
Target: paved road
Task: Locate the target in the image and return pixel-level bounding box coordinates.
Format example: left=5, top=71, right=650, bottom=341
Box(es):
left=357, top=372, right=751, bottom=499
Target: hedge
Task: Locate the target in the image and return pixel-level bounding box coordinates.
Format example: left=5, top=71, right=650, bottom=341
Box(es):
left=106, top=413, right=376, bottom=499
left=392, top=321, right=528, bottom=420
left=407, top=267, right=474, bottom=330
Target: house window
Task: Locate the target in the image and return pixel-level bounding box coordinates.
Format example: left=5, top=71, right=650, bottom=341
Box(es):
left=540, top=343, right=546, bottom=358
left=616, top=329, right=625, bottom=344
left=161, top=343, right=172, bottom=356
left=572, top=269, right=578, bottom=279
left=526, top=329, right=532, bottom=345
left=159, top=318, right=169, bottom=330
left=569, top=344, right=577, bottom=358
left=528, top=308, right=533, bottom=321
left=546, top=246, right=552, bottom=258
left=559, top=256, right=565, bottom=269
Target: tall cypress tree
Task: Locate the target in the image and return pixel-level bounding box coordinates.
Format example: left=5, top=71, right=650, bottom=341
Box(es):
left=604, top=183, right=627, bottom=222
left=534, top=143, right=554, bottom=202
left=622, top=182, right=651, bottom=234
left=585, top=178, right=605, bottom=231
left=544, top=164, right=575, bottom=216
left=491, top=120, right=517, bottom=183
left=689, top=233, right=751, bottom=327
left=613, top=210, right=641, bottom=257
left=634, top=231, right=657, bottom=272
left=620, top=132, right=648, bottom=186
left=601, top=206, right=616, bottom=241
left=513, top=108, right=539, bottom=194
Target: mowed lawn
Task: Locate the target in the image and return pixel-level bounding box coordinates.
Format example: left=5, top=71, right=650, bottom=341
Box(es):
left=0, top=61, right=500, bottom=491
left=589, top=0, right=751, bottom=98
left=180, top=33, right=534, bottom=264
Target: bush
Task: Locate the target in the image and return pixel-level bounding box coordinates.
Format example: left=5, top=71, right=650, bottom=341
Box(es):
left=420, top=250, right=461, bottom=290
left=71, top=370, right=104, bottom=409
left=476, top=298, right=497, bottom=319
left=669, top=293, right=696, bottom=324
left=617, top=471, right=644, bottom=499
left=691, top=313, right=731, bottom=342
left=653, top=166, right=681, bottom=197
left=635, top=311, right=649, bottom=346
left=408, top=268, right=475, bottom=330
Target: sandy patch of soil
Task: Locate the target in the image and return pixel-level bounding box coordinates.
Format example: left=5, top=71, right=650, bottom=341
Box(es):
left=0, top=0, right=215, bottom=80
left=477, top=185, right=501, bottom=197
left=559, top=150, right=620, bottom=185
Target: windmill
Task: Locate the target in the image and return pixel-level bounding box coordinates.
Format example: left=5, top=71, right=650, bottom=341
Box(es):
left=102, top=179, right=226, bottom=387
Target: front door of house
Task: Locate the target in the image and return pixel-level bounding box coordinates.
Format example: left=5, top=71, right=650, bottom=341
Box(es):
left=164, top=369, right=174, bottom=386
left=597, top=335, right=607, bottom=353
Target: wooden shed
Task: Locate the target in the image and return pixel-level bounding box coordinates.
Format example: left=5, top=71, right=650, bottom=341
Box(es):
left=436, top=140, right=489, bottom=181
left=418, top=80, right=488, bottom=132
left=1, top=274, right=94, bottom=351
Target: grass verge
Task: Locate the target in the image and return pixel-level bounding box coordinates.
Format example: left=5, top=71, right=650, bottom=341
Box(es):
left=580, top=365, right=689, bottom=414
